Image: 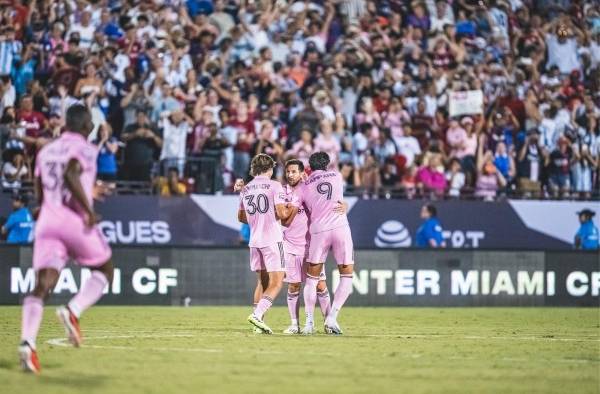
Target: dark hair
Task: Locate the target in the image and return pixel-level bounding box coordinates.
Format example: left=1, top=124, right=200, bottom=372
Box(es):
left=424, top=204, right=437, bottom=217
left=250, top=153, right=276, bottom=176
left=285, top=159, right=304, bottom=172
left=66, top=104, right=92, bottom=134
left=308, top=151, right=330, bottom=171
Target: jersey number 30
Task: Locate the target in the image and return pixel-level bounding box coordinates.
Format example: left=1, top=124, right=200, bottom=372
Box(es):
left=245, top=194, right=269, bottom=214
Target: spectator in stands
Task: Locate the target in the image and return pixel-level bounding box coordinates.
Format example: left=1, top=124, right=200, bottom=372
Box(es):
left=475, top=134, right=507, bottom=201
left=416, top=154, right=447, bottom=198
left=159, top=110, right=192, bottom=176
left=1, top=150, right=28, bottom=189
left=446, top=158, right=465, bottom=198
left=154, top=167, right=187, bottom=197
left=1, top=193, right=33, bottom=244
left=415, top=203, right=446, bottom=248
left=121, top=110, right=162, bottom=182
left=96, top=126, right=119, bottom=182
left=547, top=136, right=573, bottom=198
left=517, top=129, right=545, bottom=198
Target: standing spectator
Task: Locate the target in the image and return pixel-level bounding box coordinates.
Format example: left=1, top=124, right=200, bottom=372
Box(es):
left=475, top=135, right=507, bottom=201
left=446, top=120, right=468, bottom=159
left=543, top=17, right=584, bottom=74
left=547, top=136, right=573, bottom=198
left=415, top=204, right=446, bottom=248
left=393, top=124, right=422, bottom=168
left=313, top=120, right=341, bottom=169
left=16, top=95, right=47, bottom=151
left=286, top=129, right=314, bottom=167
left=121, top=111, right=162, bottom=181
left=517, top=129, right=545, bottom=197
left=96, top=126, right=119, bottom=182
left=574, top=209, right=599, bottom=250
left=1, top=150, right=28, bottom=189
left=1, top=193, right=33, bottom=244
left=159, top=110, right=193, bottom=176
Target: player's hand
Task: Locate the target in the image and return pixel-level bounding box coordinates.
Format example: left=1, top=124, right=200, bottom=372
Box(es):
left=333, top=200, right=347, bottom=214
left=233, top=178, right=245, bottom=193
left=93, top=180, right=115, bottom=202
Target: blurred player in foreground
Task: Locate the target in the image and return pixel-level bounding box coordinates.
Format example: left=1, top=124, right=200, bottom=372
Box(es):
left=19, top=104, right=114, bottom=374
left=238, top=154, right=294, bottom=334
left=296, top=152, right=354, bottom=335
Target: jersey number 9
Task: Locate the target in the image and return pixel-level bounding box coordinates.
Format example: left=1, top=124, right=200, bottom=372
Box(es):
left=317, top=182, right=333, bottom=200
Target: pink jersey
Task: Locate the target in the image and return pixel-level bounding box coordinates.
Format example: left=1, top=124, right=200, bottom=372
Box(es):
left=35, top=132, right=98, bottom=216
left=282, top=183, right=309, bottom=255
left=239, top=175, right=286, bottom=248
left=298, top=170, right=349, bottom=234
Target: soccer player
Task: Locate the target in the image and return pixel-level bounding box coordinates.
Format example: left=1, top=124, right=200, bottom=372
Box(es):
left=18, top=104, right=114, bottom=374
left=281, top=159, right=343, bottom=334
left=238, top=154, right=294, bottom=334
left=297, top=152, right=354, bottom=335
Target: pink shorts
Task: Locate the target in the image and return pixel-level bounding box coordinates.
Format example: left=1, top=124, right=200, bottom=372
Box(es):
left=307, top=226, right=354, bottom=265
left=33, top=208, right=112, bottom=272
left=284, top=253, right=327, bottom=284
left=249, top=242, right=286, bottom=273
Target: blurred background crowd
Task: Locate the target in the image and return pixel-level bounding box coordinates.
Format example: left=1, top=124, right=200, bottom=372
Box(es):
left=0, top=0, right=599, bottom=200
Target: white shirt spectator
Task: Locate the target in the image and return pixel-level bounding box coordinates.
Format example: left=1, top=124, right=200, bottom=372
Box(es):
left=545, top=34, right=581, bottom=74
left=160, top=117, right=191, bottom=160
left=1, top=161, right=28, bottom=189
left=68, top=23, right=96, bottom=49
left=393, top=134, right=422, bottom=167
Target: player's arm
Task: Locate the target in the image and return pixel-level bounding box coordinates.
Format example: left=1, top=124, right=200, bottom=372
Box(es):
left=275, top=203, right=293, bottom=221
left=64, top=158, right=96, bottom=228
left=238, top=209, right=248, bottom=224
left=333, top=200, right=349, bottom=214
left=281, top=205, right=298, bottom=227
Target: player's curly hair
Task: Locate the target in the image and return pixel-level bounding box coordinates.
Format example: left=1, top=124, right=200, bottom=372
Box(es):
left=250, top=154, right=276, bottom=176
left=308, top=152, right=330, bottom=171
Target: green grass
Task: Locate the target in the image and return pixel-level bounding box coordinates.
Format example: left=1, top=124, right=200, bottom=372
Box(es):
left=0, top=307, right=598, bottom=394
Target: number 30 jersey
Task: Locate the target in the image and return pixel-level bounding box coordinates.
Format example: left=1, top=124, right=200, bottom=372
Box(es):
left=296, top=170, right=349, bottom=234
left=35, top=131, right=99, bottom=215
left=239, top=175, right=286, bottom=248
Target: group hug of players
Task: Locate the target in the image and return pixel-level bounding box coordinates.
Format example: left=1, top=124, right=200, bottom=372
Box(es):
left=16, top=104, right=355, bottom=375
left=235, top=152, right=355, bottom=335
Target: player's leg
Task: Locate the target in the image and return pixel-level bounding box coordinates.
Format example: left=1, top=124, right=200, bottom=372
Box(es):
left=325, top=226, right=355, bottom=335
left=58, top=223, right=113, bottom=346
left=316, top=276, right=331, bottom=319
left=303, top=232, right=329, bottom=334
left=283, top=252, right=302, bottom=334
left=253, top=270, right=269, bottom=307
left=19, top=268, right=60, bottom=374
left=248, top=243, right=286, bottom=334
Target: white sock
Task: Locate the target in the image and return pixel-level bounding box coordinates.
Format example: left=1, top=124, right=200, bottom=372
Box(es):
left=328, top=306, right=340, bottom=322
left=291, top=318, right=298, bottom=326
left=305, top=312, right=314, bottom=326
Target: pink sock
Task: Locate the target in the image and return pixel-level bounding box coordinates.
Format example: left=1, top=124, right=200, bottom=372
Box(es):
left=287, top=291, right=300, bottom=324
left=253, top=296, right=273, bottom=320
left=68, top=271, right=108, bottom=319
left=317, top=289, right=331, bottom=317
left=329, top=275, right=353, bottom=321
left=21, top=296, right=44, bottom=348
left=303, top=275, right=319, bottom=326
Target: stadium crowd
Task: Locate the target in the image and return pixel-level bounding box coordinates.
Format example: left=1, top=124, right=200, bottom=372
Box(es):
left=0, top=0, right=599, bottom=200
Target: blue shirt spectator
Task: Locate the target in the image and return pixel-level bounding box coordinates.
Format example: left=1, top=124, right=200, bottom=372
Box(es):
left=575, top=210, right=599, bottom=250
left=415, top=204, right=445, bottom=248
left=2, top=194, right=34, bottom=244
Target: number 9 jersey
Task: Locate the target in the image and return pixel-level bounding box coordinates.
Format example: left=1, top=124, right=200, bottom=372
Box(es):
left=239, top=175, right=286, bottom=248
left=296, top=169, right=349, bottom=234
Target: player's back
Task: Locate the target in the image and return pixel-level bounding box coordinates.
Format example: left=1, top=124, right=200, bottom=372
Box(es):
left=300, top=170, right=348, bottom=234
left=36, top=131, right=98, bottom=214
left=240, top=175, right=285, bottom=248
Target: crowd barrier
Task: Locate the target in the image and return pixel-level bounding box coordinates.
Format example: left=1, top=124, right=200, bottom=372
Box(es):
left=1, top=246, right=597, bottom=307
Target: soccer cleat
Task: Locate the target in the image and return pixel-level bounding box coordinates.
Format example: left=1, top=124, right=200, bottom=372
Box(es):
left=18, top=341, right=41, bottom=375
left=301, top=324, right=315, bottom=335
left=253, top=327, right=265, bottom=334
left=282, top=325, right=300, bottom=335
left=56, top=306, right=82, bottom=347
left=324, top=318, right=343, bottom=335
left=247, top=314, right=273, bottom=334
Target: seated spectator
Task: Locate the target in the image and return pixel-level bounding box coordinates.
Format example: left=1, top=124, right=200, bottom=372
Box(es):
left=154, top=167, right=187, bottom=197
left=361, top=152, right=381, bottom=199
left=1, top=193, right=33, bottom=244
left=446, top=158, right=465, bottom=198
left=393, top=124, right=422, bottom=168
left=380, top=158, right=400, bottom=199
left=416, top=154, right=447, bottom=198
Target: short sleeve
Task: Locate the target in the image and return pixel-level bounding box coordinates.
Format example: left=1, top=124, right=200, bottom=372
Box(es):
left=4, top=213, right=16, bottom=231
left=70, top=144, right=98, bottom=172
left=238, top=193, right=244, bottom=210
left=273, top=182, right=286, bottom=206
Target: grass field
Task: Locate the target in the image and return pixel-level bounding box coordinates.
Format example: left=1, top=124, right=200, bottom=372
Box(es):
left=0, top=306, right=598, bottom=394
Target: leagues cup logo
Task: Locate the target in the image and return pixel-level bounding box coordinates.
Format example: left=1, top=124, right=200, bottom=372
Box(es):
left=374, top=220, right=412, bottom=248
